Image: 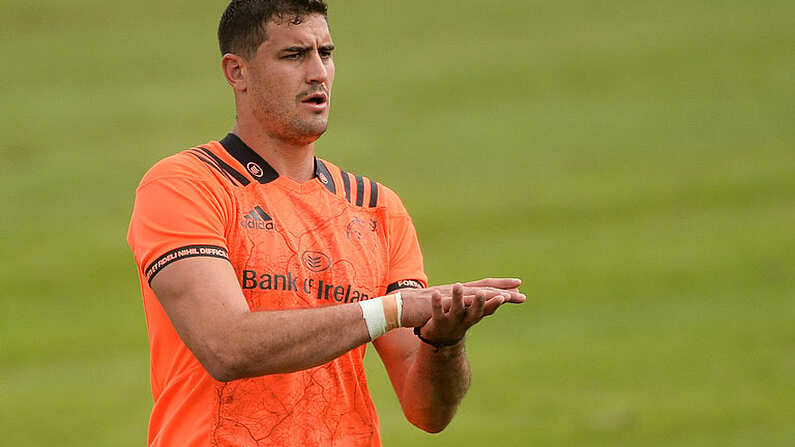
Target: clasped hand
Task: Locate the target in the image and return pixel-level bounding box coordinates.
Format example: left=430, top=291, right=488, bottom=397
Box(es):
left=400, top=278, right=525, bottom=346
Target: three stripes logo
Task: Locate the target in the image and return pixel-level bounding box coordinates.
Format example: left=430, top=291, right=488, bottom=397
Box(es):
left=240, top=205, right=274, bottom=231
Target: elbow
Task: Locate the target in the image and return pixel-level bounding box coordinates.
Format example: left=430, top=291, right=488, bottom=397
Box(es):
left=405, top=411, right=453, bottom=434
left=409, top=418, right=450, bottom=434
left=205, top=362, right=242, bottom=383
left=417, top=422, right=449, bottom=434
left=401, top=391, right=461, bottom=433
left=198, top=339, right=248, bottom=382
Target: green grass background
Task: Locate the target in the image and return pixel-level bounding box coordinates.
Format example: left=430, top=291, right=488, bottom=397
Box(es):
left=2, top=0, right=793, bottom=445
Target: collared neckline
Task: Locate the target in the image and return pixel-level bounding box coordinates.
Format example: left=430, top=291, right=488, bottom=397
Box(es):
left=219, top=133, right=336, bottom=194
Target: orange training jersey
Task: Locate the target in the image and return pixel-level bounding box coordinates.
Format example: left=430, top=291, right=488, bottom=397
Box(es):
left=127, top=134, right=427, bottom=447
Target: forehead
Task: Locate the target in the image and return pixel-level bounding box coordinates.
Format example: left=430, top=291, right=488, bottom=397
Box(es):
left=262, top=14, right=332, bottom=48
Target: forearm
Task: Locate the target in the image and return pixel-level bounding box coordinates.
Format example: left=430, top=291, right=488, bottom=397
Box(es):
left=151, top=258, right=376, bottom=381
left=194, top=303, right=371, bottom=381
left=400, top=341, right=471, bottom=433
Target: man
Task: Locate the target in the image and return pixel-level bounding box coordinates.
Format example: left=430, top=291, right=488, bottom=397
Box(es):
left=127, top=1, right=525, bottom=446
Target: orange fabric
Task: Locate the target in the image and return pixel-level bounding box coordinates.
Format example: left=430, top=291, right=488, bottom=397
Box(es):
left=128, top=135, right=427, bottom=447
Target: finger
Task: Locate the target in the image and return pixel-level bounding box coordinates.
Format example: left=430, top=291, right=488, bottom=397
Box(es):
left=486, top=287, right=525, bottom=303
left=434, top=281, right=517, bottom=297
left=461, top=286, right=506, bottom=296
left=466, top=292, right=486, bottom=324
left=463, top=277, right=522, bottom=289
left=431, top=290, right=444, bottom=320
left=425, top=284, right=449, bottom=296
left=462, top=286, right=525, bottom=303
left=482, top=295, right=505, bottom=317
left=504, top=291, right=526, bottom=304
left=450, top=283, right=465, bottom=317
left=443, top=294, right=480, bottom=312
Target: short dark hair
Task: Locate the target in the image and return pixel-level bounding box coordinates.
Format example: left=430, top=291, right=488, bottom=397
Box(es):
left=218, top=0, right=328, bottom=58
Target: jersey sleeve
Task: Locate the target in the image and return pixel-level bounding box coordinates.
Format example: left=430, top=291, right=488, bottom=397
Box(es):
left=127, top=156, right=234, bottom=286
left=381, top=186, right=428, bottom=293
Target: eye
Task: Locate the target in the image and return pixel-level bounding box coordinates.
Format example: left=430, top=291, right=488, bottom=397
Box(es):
left=283, top=53, right=301, bottom=60
left=320, top=50, right=333, bottom=60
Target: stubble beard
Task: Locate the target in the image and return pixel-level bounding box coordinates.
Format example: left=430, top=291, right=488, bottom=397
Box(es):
left=253, top=96, right=329, bottom=146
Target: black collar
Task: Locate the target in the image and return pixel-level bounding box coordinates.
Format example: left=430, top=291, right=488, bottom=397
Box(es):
left=220, top=133, right=278, bottom=184
left=219, top=133, right=336, bottom=193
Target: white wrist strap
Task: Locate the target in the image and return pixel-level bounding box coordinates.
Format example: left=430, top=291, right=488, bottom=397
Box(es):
left=395, top=292, right=403, bottom=329
left=359, top=292, right=402, bottom=341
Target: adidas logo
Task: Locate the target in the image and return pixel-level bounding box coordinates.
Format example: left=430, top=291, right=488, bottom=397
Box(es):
left=240, top=205, right=274, bottom=231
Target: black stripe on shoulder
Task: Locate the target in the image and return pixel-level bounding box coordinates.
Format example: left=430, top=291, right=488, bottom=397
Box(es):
left=368, top=177, right=379, bottom=208
left=337, top=167, right=378, bottom=207
left=188, top=149, right=239, bottom=186
left=386, top=279, right=425, bottom=293
left=196, top=147, right=251, bottom=186
left=340, top=169, right=352, bottom=203
left=355, top=175, right=365, bottom=207
left=145, top=245, right=230, bottom=285
left=314, top=159, right=336, bottom=194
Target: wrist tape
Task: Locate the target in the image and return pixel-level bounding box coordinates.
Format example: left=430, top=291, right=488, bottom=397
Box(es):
left=359, top=292, right=403, bottom=340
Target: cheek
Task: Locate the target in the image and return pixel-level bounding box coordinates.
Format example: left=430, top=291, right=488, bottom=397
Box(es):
left=252, top=79, right=289, bottom=109
left=249, top=68, right=292, bottom=96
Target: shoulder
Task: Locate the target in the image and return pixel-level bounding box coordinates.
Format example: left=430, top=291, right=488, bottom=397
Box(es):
left=131, top=143, right=240, bottom=220
left=375, top=182, right=409, bottom=214
left=138, top=149, right=212, bottom=188
left=136, top=142, right=247, bottom=192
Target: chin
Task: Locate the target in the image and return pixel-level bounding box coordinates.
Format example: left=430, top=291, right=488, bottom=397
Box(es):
left=287, top=126, right=327, bottom=146
left=295, top=120, right=328, bottom=140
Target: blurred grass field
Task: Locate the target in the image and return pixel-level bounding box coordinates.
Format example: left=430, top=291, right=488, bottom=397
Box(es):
left=1, top=0, right=793, bottom=445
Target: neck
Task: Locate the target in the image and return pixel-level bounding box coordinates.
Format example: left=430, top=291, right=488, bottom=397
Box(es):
left=231, top=121, right=316, bottom=184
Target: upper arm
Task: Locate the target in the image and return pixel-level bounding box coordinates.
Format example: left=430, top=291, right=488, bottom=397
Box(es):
left=150, top=256, right=249, bottom=379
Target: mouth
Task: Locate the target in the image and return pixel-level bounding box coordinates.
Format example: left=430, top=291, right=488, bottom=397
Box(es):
left=301, top=92, right=328, bottom=106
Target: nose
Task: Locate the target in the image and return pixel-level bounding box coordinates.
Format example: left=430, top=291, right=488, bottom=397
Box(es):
left=305, top=50, right=330, bottom=86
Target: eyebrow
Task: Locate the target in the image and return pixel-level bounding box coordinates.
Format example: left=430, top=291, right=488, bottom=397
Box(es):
left=282, top=44, right=335, bottom=53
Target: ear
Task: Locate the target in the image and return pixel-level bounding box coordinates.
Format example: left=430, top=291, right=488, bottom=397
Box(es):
left=221, top=53, right=247, bottom=92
